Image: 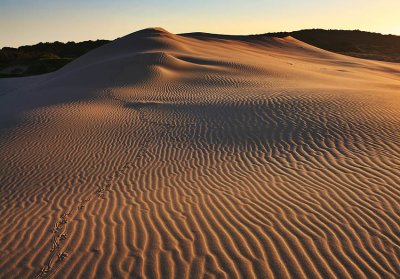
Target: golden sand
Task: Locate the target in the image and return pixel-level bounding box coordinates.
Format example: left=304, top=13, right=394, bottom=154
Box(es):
left=0, top=28, right=399, bottom=278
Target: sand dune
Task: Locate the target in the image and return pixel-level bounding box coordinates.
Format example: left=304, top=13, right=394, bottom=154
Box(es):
left=0, top=27, right=400, bottom=278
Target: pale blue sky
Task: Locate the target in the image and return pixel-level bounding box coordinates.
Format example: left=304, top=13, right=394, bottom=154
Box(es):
left=1, top=0, right=399, bottom=47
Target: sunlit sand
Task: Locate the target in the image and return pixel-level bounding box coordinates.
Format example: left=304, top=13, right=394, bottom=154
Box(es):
left=1, top=28, right=400, bottom=278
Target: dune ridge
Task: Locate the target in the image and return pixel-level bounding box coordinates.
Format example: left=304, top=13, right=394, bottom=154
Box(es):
left=0, top=27, right=400, bottom=278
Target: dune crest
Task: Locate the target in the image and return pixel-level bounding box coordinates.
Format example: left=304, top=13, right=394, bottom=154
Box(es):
left=0, top=28, right=400, bottom=278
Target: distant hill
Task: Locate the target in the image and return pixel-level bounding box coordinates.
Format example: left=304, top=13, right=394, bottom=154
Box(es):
left=1, top=29, right=399, bottom=78
left=264, top=29, right=400, bottom=63
left=0, top=40, right=110, bottom=78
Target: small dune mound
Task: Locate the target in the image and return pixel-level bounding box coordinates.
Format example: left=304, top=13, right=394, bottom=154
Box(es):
left=133, top=27, right=170, bottom=35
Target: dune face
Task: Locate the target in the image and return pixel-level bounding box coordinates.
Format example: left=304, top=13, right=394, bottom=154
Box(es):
left=1, top=27, right=400, bottom=278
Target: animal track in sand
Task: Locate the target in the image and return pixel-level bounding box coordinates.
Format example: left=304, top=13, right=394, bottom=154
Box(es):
left=34, top=105, right=189, bottom=278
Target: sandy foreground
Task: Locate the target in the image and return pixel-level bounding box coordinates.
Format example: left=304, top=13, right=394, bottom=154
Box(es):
left=0, top=27, right=400, bottom=278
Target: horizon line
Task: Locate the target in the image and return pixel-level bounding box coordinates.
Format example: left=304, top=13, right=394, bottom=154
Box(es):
left=2, top=27, right=400, bottom=49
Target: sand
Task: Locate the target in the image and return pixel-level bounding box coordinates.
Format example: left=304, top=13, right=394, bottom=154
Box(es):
left=0, top=27, right=400, bottom=278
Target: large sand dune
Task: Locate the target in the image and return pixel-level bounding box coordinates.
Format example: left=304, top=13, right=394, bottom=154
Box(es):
left=0, top=27, right=400, bottom=278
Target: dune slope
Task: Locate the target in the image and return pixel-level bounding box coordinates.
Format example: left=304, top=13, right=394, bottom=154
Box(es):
left=0, top=28, right=400, bottom=278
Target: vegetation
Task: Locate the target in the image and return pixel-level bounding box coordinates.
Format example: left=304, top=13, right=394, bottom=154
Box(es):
left=0, top=40, right=110, bottom=78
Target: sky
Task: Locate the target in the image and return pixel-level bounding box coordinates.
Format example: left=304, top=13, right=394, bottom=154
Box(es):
left=1, top=0, right=399, bottom=47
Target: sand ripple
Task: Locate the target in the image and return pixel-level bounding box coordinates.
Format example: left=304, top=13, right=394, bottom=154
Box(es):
left=0, top=28, right=400, bottom=278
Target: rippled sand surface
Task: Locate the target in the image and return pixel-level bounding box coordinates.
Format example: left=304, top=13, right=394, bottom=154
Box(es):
left=1, top=28, right=400, bottom=278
